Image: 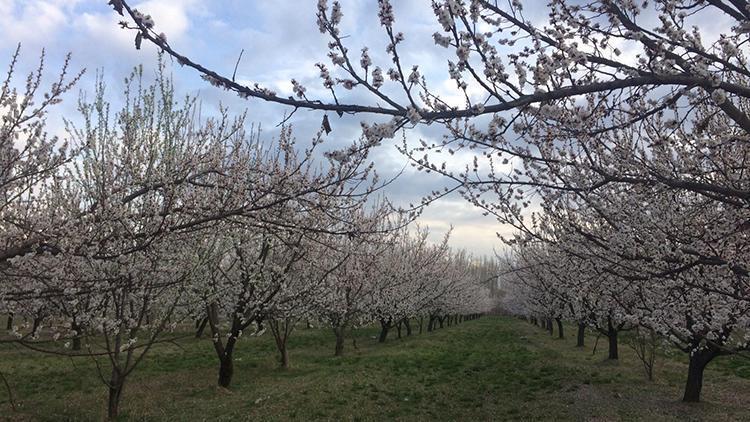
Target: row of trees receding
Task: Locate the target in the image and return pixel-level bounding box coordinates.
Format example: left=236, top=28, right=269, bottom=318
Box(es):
left=5, top=0, right=750, bottom=414
left=0, top=49, right=495, bottom=418
left=107, top=0, right=750, bottom=406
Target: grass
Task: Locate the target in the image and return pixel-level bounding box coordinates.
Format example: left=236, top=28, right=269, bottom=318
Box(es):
left=0, top=316, right=749, bottom=421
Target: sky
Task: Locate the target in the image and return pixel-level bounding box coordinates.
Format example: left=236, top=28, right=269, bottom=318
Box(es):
left=0, top=0, right=530, bottom=257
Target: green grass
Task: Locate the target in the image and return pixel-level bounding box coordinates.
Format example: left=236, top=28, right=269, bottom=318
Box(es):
left=1, top=317, right=749, bottom=421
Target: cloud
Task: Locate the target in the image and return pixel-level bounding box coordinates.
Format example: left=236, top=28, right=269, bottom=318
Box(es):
left=415, top=197, right=511, bottom=257
left=76, top=0, right=198, bottom=58
left=0, top=0, right=514, bottom=256
left=0, top=0, right=76, bottom=49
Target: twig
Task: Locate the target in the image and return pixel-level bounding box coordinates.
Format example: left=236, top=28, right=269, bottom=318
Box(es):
left=276, top=107, right=299, bottom=127
left=232, top=49, right=244, bottom=82
left=592, top=333, right=601, bottom=355
left=0, top=369, right=17, bottom=412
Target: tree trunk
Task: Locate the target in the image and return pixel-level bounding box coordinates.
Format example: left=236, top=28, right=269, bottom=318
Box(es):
left=378, top=320, right=390, bottom=343
left=71, top=320, right=83, bottom=351
left=218, top=352, right=234, bottom=388
left=107, top=369, right=125, bottom=420
left=576, top=323, right=586, bottom=347
left=72, top=336, right=82, bottom=351
left=556, top=318, right=564, bottom=339
left=607, top=321, right=618, bottom=360
left=269, top=320, right=292, bottom=369
left=5, top=313, right=12, bottom=331
left=396, top=321, right=402, bottom=339
left=682, top=347, right=719, bottom=402
left=546, top=318, right=553, bottom=336
left=280, top=344, right=290, bottom=369
left=333, top=327, right=345, bottom=356
left=195, top=317, right=208, bottom=338
left=418, top=317, right=423, bottom=334
left=438, top=316, right=444, bottom=329
left=404, top=319, right=412, bottom=336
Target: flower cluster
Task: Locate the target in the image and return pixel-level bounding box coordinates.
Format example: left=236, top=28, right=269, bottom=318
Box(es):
left=378, top=0, right=394, bottom=27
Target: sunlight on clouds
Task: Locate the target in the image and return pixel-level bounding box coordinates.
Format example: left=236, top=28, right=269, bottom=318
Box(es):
left=435, top=77, right=487, bottom=109
left=78, top=11, right=138, bottom=52
left=79, top=0, right=196, bottom=53
left=134, top=0, right=196, bottom=41
left=0, top=0, right=71, bottom=49
left=416, top=199, right=510, bottom=257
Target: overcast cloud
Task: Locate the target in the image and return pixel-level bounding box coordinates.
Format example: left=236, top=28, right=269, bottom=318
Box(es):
left=0, top=0, right=516, bottom=256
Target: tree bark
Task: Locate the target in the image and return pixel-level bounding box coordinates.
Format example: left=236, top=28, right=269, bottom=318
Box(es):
left=274, top=332, right=290, bottom=369
left=269, top=319, right=293, bottom=369
left=71, top=320, right=83, bottom=351
left=555, top=318, right=564, bottom=339
left=195, top=317, right=208, bottom=338
left=280, top=344, right=290, bottom=369
left=72, top=336, right=82, bottom=351
left=607, top=321, right=618, bottom=360
left=218, top=352, right=234, bottom=388
left=682, top=346, right=719, bottom=402
left=378, top=319, right=390, bottom=343
left=205, top=302, right=237, bottom=388
left=404, top=319, right=412, bottom=336
left=5, top=313, right=12, bottom=331
left=546, top=318, right=553, bottom=336
left=576, top=323, right=586, bottom=347
left=107, top=369, right=125, bottom=420
left=333, top=326, right=345, bottom=356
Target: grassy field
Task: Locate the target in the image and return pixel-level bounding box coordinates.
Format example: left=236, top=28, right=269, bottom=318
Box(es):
left=1, top=316, right=749, bottom=421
